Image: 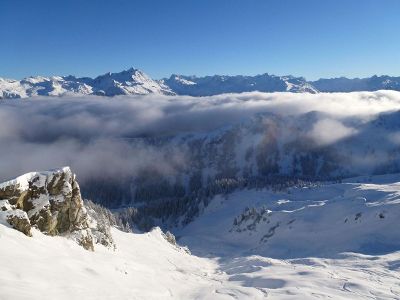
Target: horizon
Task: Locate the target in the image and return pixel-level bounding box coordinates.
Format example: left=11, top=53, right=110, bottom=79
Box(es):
left=1, top=0, right=400, bottom=80
left=2, top=66, right=399, bottom=82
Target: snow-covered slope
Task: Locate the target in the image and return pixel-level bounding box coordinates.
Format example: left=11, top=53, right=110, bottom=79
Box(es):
left=178, top=173, right=400, bottom=258
left=0, top=226, right=219, bottom=300
left=2, top=173, right=400, bottom=299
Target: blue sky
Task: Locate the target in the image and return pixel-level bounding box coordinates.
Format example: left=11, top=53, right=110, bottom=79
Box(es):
left=1, top=0, right=399, bottom=80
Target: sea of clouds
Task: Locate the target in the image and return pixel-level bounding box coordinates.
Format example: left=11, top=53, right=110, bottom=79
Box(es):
left=1, top=91, right=400, bottom=182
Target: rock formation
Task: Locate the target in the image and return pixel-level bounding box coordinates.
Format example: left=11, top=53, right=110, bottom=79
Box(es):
left=0, top=167, right=113, bottom=250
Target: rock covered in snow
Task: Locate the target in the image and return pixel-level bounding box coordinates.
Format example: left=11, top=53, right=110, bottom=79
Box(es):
left=157, top=227, right=191, bottom=254
left=0, top=167, right=113, bottom=250
left=0, top=200, right=32, bottom=236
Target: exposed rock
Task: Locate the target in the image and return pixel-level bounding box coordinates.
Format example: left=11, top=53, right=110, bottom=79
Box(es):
left=0, top=167, right=109, bottom=250
left=160, top=228, right=191, bottom=254
left=163, top=230, right=177, bottom=245
left=0, top=200, right=32, bottom=236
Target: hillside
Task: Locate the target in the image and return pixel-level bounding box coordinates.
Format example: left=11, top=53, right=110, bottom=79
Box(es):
left=1, top=171, right=400, bottom=299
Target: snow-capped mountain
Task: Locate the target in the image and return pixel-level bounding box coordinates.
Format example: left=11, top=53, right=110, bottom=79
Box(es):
left=89, top=68, right=175, bottom=96
left=161, top=73, right=318, bottom=96
left=3, top=69, right=400, bottom=99
left=165, top=74, right=400, bottom=96
left=312, top=75, right=400, bottom=92
left=0, top=68, right=174, bottom=99
left=0, top=76, right=94, bottom=99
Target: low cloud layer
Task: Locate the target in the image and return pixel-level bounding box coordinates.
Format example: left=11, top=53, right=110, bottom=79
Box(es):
left=1, top=91, right=400, bottom=183
left=308, top=119, right=358, bottom=146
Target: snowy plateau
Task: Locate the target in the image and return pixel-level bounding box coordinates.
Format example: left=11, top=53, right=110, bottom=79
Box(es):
left=1, top=90, right=400, bottom=299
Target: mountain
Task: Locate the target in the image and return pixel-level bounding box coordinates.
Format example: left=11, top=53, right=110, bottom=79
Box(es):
left=61, top=103, right=400, bottom=235
left=88, top=68, right=174, bottom=96
left=312, top=75, right=400, bottom=92
left=3, top=69, right=400, bottom=99
left=0, top=76, right=94, bottom=99
left=0, top=68, right=174, bottom=99
left=166, top=74, right=400, bottom=95
left=161, top=73, right=318, bottom=96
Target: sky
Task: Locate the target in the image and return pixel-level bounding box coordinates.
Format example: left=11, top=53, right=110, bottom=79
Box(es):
left=1, top=0, right=400, bottom=80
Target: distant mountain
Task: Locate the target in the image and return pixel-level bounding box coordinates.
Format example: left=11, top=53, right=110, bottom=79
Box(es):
left=161, top=73, right=318, bottom=96
left=89, top=68, right=174, bottom=96
left=2, top=68, right=400, bottom=99
left=0, top=68, right=174, bottom=99
left=312, top=75, right=400, bottom=92
left=166, top=74, right=400, bottom=95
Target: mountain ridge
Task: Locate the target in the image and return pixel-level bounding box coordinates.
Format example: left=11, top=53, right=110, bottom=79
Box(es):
left=2, top=68, right=400, bottom=99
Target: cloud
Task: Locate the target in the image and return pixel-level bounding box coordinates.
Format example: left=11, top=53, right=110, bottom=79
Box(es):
left=308, top=119, right=358, bottom=146
left=0, top=90, right=400, bottom=183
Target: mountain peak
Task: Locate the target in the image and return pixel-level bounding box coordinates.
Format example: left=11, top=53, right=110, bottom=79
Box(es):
left=2, top=69, right=400, bottom=99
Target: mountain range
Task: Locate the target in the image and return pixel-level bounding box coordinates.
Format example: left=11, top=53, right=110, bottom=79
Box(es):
left=1, top=68, right=400, bottom=99
left=2, top=77, right=400, bottom=299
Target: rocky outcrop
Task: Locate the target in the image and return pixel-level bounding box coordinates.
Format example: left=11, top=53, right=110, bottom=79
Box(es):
left=0, top=200, right=32, bottom=236
left=0, top=167, right=113, bottom=250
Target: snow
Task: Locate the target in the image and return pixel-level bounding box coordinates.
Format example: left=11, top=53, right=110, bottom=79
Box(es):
left=0, top=204, right=28, bottom=228
left=0, top=69, right=174, bottom=99
left=0, top=226, right=221, bottom=300
left=178, top=175, right=400, bottom=258
left=0, top=167, right=76, bottom=219
left=0, top=166, right=72, bottom=192
left=172, top=75, right=197, bottom=85
left=1, top=225, right=400, bottom=299
left=2, top=174, right=400, bottom=299
left=2, top=71, right=400, bottom=99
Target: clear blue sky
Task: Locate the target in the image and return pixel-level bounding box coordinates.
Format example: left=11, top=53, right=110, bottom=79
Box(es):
left=1, top=0, right=399, bottom=80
